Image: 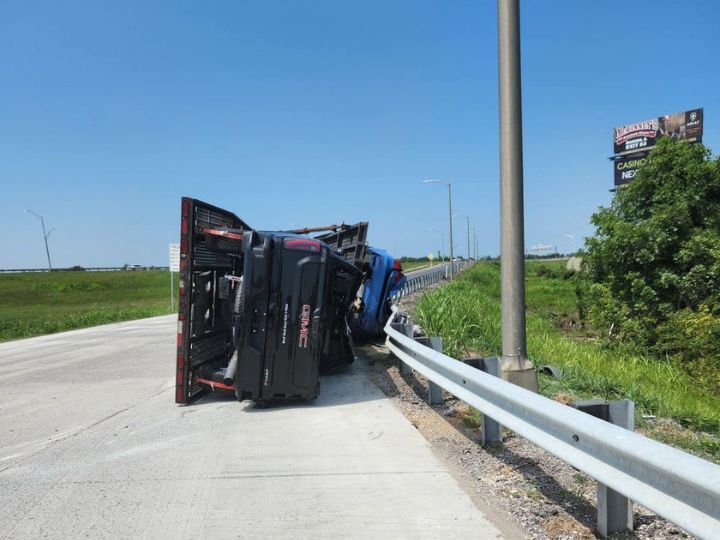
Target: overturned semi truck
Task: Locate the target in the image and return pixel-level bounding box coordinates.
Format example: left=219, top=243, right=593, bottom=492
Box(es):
left=175, top=198, right=405, bottom=405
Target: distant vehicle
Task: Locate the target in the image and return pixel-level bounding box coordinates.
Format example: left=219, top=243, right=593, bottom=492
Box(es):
left=175, top=198, right=400, bottom=405
left=126, top=264, right=143, bottom=270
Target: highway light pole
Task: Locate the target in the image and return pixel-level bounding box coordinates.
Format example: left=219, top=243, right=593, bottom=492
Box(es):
left=473, top=226, right=478, bottom=259
left=25, top=210, right=54, bottom=271
left=423, top=179, right=454, bottom=280
left=498, top=0, right=538, bottom=391
left=466, top=216, right=471, bottom=260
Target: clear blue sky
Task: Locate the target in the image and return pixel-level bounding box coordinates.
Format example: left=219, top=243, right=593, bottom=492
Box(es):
left=1, top=0, right=718, bottom=267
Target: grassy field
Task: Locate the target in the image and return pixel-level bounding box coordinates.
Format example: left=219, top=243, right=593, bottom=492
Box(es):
left=415, top=261, right=720, bottom=460
left=0, top=270, right=176, bottom=341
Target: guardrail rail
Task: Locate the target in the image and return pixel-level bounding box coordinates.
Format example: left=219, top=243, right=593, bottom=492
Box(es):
left=384, top=307, right=720, bottom=539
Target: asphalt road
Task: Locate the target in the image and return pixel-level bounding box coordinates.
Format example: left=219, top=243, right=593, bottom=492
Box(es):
left=0, top=315, right=510, bottom=539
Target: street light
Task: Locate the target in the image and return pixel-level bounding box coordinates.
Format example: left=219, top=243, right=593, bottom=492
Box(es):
left=422, top=179, right=454, bottom=280
left=25, top=210, right=54, bottom=271
left=465, top=216, right=471, bottom=260
left=473, top=225, right=478, bottom=260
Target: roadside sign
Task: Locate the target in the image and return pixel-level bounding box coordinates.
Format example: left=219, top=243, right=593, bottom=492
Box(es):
left=169, top=243, right=180, bottom=311
left=169, top=243, right=180, bottom=272
left=428, top=253, right=434, bottom=260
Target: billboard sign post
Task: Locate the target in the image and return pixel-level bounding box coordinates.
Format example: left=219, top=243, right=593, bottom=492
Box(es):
left=169, top=243, right=180, bottom=311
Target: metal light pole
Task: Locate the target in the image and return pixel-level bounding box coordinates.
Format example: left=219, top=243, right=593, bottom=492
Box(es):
left=466, top=216, right=471, bottom=260
left=497, top=0, right=538, bottom=391
left=423, top=179, right=454, bottom=280
left=473, top=225, right=478, bottom=259
left=25, top=210, right=54, bottom=271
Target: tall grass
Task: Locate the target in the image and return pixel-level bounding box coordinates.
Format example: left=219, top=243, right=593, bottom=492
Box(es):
left=415, top=262, right=720, bottom=434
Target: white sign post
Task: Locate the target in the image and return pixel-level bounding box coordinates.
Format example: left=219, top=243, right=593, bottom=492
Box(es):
left=169, top=243, right=180, bottom=311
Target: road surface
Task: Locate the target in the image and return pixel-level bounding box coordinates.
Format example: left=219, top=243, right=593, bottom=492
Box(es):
left=0, top=315, right=512, bottom=539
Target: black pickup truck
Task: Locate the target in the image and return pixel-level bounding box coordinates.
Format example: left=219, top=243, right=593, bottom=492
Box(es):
left=175, top=198, right=367, bottom=405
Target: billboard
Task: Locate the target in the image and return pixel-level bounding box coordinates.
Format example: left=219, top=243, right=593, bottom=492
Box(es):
left=614, top=152, right=649, bottom=186
left=613, top=108, right=703, bottom=154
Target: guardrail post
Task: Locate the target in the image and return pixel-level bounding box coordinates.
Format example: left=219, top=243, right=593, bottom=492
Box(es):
left=415, top=336, right=444, bottom=404
left=598, top=400, right=635, bottom=538
left=398, top=323, right=413, bottom=376
left=480, top=357, right=503, bottom=443
left=571, top=399, right=635, bottom=538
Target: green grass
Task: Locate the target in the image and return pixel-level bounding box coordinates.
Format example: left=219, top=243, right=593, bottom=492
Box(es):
left=0, top=270, right=176, bottom=341
left=415, top=261, right=720, bottom=438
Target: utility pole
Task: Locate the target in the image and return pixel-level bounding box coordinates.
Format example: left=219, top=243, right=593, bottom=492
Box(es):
left=497, top=0, right=538, bottom=391
left=25, top=210, right=54, bottom=271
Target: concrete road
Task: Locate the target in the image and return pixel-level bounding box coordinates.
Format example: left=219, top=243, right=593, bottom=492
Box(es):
left=405, top=262, right=449, bottom=279
left=0, top=316, right=510, bottom=539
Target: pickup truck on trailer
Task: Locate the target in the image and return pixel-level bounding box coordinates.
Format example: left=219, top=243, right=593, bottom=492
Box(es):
left=175, top=197, right=405, bottom=405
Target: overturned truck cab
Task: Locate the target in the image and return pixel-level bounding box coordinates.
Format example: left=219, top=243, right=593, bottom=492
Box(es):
left=176, top=198, right=364, bottom=405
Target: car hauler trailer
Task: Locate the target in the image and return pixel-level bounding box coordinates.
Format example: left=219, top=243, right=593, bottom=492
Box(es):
left=176, top=198, right=364, bottom=405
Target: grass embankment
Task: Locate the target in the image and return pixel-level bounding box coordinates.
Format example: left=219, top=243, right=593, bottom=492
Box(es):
left=415, top=261, right=720, bottom=460
left=0, top=270, right=176, bottom=341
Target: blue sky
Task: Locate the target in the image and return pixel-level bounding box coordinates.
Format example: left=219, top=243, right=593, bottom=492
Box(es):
left=1, top=0, right=719, bottom=267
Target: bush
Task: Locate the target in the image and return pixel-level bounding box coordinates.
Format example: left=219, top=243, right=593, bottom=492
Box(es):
left=579, top=138, right=720, bottom=384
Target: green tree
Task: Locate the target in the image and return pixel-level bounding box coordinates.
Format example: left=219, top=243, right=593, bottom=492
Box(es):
left=581, top=138, right=720, bottom=388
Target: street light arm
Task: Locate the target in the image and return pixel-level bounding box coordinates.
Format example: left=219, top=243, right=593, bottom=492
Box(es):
left=422, top=179, right=449, bottom=187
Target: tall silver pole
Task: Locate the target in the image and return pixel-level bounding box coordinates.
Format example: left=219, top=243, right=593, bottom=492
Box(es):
left=448, top=184, right=454, bottom=280
left=473, top=226, right=477, bottom=259
left=497, top=0, right=537, bottom=390
left=466, top=216, right=471, bottom=260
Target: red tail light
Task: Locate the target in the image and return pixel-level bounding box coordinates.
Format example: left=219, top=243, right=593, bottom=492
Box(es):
left=393, top=260, right=403, bottom=271
left=285, top=239, right=321, bottom=252
left=176, top=387, right=184, bottom=403
left=180, top=237, right=188, bottom=254
left=182, top=199, right=191, bottom=217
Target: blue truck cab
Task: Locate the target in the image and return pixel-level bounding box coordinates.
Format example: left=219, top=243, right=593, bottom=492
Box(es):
left=354, top=247, right=406, bottom=337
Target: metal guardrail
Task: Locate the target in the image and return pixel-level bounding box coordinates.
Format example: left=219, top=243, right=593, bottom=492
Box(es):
left=384, top=307, right=720, bottom=539
left=395, top=261, right=472, bottom=298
